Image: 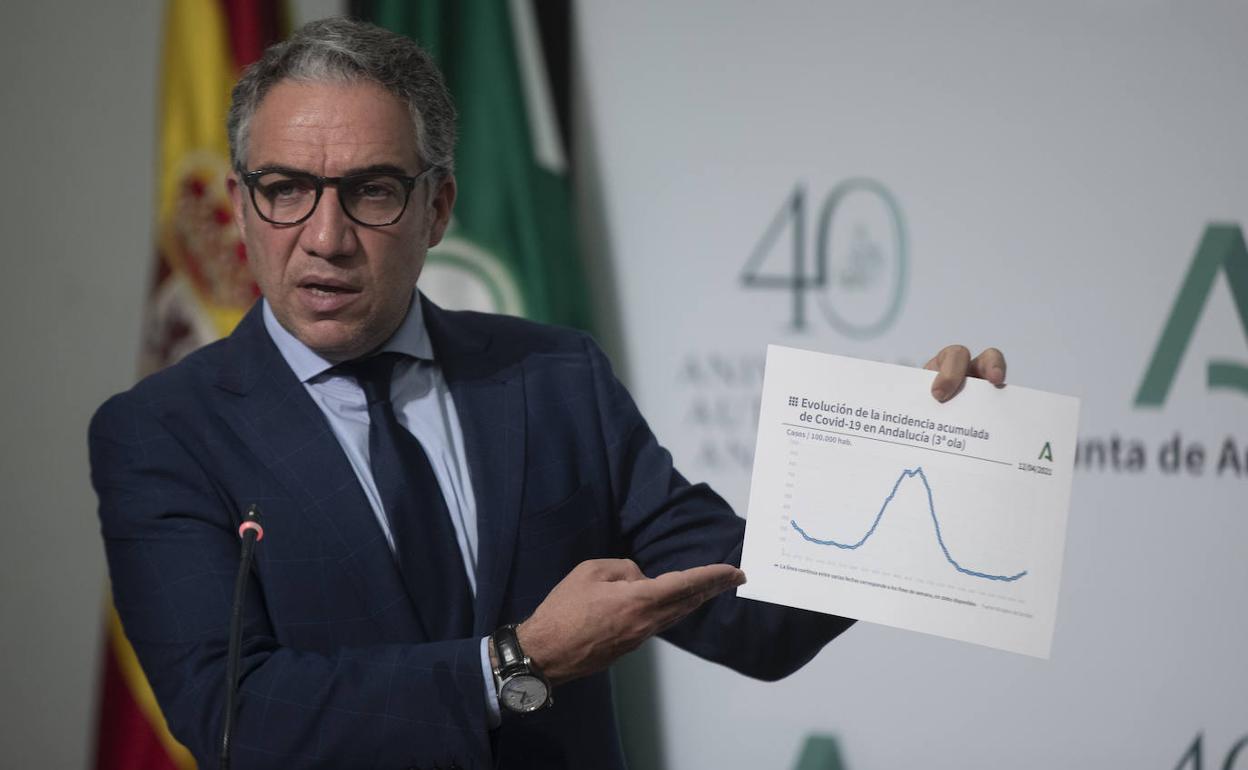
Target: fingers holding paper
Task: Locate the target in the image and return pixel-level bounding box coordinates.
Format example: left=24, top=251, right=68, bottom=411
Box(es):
left=924, top=345, right=1007, bottom=402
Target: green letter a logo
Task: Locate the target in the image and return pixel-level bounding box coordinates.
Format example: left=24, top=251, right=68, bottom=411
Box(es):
left=1135, top=224, right=1248, bottom=407
left=1039, top=442, right=1053, bottom=461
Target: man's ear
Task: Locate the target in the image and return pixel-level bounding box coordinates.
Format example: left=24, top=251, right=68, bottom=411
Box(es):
left=226, top=172, right=248, bottom=239
left=426, top=173, right=457, bottom=248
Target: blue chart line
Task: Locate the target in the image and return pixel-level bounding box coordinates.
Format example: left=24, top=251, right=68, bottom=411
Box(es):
left=789, top=466, right=1028, bottom=582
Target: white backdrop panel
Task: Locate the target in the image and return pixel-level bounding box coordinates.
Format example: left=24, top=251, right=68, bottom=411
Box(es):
left=577, top=1, right=1248, bottom=767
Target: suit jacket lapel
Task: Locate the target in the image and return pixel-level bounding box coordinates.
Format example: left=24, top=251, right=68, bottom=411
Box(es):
left=423, top=299, right=526, bottom=636
left=215, top=304, right=426, bottom=638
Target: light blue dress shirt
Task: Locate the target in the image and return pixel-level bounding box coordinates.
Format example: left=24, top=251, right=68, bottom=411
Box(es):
left=262, top=292, right=502, bottom=726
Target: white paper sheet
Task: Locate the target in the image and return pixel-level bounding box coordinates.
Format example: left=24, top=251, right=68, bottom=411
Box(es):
left=738, top=345, right=1081, bottom=658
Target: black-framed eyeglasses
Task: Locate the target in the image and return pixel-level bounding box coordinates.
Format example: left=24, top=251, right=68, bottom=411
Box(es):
left=240, top=166, right=440, bottom=227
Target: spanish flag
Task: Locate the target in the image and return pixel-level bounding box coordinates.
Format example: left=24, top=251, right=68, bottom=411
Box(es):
left=93, top=3, right=283, bottom=768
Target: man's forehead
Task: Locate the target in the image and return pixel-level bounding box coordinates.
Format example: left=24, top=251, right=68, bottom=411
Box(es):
left=246, top=78, right=420, bottom=172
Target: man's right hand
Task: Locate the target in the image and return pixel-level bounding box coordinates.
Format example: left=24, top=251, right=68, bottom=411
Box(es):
left=515, top=559, right=746, bottom=686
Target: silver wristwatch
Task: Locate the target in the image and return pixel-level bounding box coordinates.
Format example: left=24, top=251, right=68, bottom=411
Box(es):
left=490, top=624, right=552, bottom=714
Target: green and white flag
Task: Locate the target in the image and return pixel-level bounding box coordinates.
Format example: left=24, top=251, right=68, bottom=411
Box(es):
left=354, top=0, right=591, bottom=330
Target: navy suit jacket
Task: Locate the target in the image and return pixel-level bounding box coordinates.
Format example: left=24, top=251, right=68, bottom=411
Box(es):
left=90, top=299, right=850, bottom=769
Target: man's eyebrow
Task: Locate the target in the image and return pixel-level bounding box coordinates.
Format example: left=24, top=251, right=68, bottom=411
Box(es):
left=343, top=163, right=411, bottom=176
left=248, top=164, right=309, bottom=175
left=247, top=163, right=414, bottom=177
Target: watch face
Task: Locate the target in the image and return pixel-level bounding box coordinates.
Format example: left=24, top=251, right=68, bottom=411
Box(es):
left=500, top=674, right=549, bottom=713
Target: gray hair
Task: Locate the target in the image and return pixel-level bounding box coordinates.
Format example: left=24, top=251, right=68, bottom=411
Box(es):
left=227, top=17, right=456, bottom=175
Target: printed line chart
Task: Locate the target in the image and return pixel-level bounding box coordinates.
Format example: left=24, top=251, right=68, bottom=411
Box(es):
left=788, top=466, right=1029, bottom=583
left=739, top=345, right=1078, bottom=657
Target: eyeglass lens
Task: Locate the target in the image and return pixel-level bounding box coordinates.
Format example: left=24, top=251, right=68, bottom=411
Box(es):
left=251, top=171, right=410, bottom=226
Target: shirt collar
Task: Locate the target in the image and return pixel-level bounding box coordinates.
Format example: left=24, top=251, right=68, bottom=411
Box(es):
left=262, top=291, right=435, bottom=384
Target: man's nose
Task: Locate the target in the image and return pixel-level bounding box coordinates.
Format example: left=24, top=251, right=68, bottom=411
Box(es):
left=298, top=187, right=358, bottom=259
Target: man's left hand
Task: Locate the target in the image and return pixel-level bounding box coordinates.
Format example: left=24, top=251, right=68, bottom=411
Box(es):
left=924, top=345, right=1007, bottom=402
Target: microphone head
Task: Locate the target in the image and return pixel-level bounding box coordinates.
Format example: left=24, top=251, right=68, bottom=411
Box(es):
left=238, top=504, right=264, bottom=541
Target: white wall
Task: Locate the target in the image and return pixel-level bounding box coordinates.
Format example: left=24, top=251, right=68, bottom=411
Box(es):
left=0, top=4, right=159, bottom=767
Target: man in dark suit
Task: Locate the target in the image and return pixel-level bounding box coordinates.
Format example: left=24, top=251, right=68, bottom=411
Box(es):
left=90, top=18, right=1006, bottom=770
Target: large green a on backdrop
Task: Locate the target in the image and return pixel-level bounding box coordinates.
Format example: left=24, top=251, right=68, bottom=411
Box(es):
left=353, top=0, right=590, bottom=328
left=1135, top=224, right=1248, bottom=407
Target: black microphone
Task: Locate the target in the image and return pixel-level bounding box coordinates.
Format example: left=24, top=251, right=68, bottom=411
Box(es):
left=220, top=504, right=264, bottom=770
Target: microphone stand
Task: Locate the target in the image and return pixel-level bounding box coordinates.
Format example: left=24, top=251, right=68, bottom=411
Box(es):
left=220, top=504, right=264, bottom=770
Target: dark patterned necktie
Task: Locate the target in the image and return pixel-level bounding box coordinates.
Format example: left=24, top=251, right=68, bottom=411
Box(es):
left=338, top=352, right=474, bottom=640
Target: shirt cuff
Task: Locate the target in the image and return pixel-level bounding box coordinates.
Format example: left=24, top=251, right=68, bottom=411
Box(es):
left=479, top=635, right=501, bottom=728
